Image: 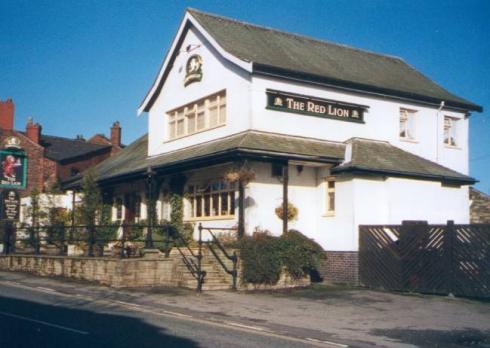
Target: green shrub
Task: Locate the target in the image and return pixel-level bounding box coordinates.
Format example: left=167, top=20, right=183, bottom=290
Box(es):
left=280, top=230, right=326, bottom=280
left=239, top=232, right=284, bottom=285
left=238, top=230, right=326, bottom=285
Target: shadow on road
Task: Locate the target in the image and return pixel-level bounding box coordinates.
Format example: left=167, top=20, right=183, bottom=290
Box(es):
left=0, top=295, right=198, bottom=348
left=371, top=328, right=490, bottom=347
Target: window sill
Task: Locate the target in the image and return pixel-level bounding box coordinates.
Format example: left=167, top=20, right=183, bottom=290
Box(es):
left=164, top=123, right=226, bottom=143
left=185, top=215, right=236, bottom=222
left=399, top=137, right=418, bottom=144
left=444, top=144, right=461, bottom=150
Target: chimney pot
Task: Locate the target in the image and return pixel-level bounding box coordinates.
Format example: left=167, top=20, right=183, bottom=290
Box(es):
left=110, top=121, right=122, bottom=149
left=0, top=98, right=15, bottom=131
left=26, top=117, right=42, bottom=143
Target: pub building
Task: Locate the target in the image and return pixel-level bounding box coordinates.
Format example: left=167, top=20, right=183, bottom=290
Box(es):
left=66, top=9, right=482, bottom=284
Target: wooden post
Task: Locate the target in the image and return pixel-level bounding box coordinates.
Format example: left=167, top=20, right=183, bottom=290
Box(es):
left=282, top=162, right=289, bottom=235
left=70, top=190, right=76, bottom=241
left=445, top=220, right=455, bottom=295
left=238, top=179, right=245, bottom=239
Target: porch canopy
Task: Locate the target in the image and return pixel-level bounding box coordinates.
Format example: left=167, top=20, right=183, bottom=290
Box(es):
left=63, top=130, right=475, bottom=189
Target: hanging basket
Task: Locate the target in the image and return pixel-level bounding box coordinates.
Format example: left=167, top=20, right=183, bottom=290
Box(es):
left=224, top=167, right=256, bottom=184
left=275, top=202, right=298, bottom=222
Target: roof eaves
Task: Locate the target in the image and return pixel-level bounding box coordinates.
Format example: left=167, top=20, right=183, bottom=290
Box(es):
left=331, top=165, right=477, bottom=185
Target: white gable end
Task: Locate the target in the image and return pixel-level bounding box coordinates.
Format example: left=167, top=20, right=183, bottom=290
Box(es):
left=146, top=21, right=252, bottom=157
left=138, top=12, right=252, bottom=116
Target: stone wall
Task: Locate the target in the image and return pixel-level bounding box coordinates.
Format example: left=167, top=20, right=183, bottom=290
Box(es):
left=320, top=251, right=359, bottom=285
left=470, top=187, right=490, bottom=223
left=0, top=254, right=184, bottom=288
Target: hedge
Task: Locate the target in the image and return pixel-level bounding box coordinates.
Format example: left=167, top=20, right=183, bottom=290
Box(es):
left=239, top=230, right=326, bottom=285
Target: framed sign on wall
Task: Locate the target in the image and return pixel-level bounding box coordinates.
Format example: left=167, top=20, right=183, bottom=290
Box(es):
left=0, top=149, right=27, bottom=189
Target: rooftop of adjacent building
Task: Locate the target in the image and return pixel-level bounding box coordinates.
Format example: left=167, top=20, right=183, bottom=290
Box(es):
left=0, top=98, right=124, bottom=163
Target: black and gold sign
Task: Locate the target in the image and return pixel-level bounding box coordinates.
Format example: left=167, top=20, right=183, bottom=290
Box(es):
left=266, top=90, right=367, bottom=123
left=184, top=54, right=203, bottom=86
left=1, top=189, right=20, bottom=221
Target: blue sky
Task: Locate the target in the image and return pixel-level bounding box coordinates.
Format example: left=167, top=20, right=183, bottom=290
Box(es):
left=1, top=0, right=489, bottom=192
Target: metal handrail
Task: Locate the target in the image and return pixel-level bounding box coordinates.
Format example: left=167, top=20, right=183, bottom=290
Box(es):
left=198, top=224, right=238, bottom=290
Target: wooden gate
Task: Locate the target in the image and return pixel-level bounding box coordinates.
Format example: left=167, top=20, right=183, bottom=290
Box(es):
left=359, top=221, right=490, bottom=298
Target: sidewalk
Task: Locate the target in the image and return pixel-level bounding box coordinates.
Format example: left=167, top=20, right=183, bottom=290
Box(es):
left=1, top=271, right=489, bottom=348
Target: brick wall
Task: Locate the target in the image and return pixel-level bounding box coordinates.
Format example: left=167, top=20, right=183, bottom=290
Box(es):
left=470, top=187, right=490, bottom=223
left=0, top=130, right=55, bottom=197
left=57, top=149, right=112, bottom=181
left=319, top=251, right=359, bottom=285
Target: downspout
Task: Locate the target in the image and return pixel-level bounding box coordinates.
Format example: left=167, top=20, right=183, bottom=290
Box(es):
left=436, top=101, right=445, bottom=162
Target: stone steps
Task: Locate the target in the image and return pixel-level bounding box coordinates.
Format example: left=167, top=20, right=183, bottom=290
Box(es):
left=174, top=245, right=237, bottom=290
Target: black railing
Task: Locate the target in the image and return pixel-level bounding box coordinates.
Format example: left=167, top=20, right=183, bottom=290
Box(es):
left=0, top=221, right=239, bottom=292
left=0, top=222, right=184, bottom=258
left=198, top=224, right=238, bottom=290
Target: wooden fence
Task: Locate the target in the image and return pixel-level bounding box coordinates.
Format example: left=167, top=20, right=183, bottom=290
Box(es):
left=359, top=221, right=490, bottom=298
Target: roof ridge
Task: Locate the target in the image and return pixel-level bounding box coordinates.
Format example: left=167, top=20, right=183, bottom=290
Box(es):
left=187, top=7, right=404, bottom=62
left=18, top=130, right=111, bottom=148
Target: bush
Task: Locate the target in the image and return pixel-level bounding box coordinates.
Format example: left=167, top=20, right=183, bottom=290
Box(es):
left=280, top=230, right=326, bottom=280
left=239, top=230, right=326, bottom=285
left=239, top=232, right=284, bottom=285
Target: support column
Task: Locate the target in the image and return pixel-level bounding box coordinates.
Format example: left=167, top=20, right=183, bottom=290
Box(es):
left=145, top=166, right=156, bottom=249
left=238, top=179, right=245, bottom=239
left=282, top=162, right=289, bottom=235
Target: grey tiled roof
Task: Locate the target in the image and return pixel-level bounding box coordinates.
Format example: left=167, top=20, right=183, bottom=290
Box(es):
left=39, top=134, right=111, bottom=162
left=332, top=138, right=475, bottom=183
left=80, top=131, right=344, bottom=184
left=64, top=131, right=475, bottom=187
left=187, top=9, right=481, bottom=111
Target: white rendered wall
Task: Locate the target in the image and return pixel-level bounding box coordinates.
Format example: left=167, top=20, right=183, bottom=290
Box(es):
left=250, top=75, right=469, bottom=174
left=147, top=26, right=251, bottom=157
left=245, top=162, right=318, bottom=238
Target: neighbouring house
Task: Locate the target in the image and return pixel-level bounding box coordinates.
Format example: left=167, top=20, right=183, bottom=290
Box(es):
left=64, top=8, right=482, bottom=284
left=470, top=187, right=490, bottom=223
left=0, top=98, right=124, bottom=221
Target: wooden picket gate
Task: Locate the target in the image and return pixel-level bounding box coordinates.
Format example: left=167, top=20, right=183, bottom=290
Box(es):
left=359, top=221, right=490, bottom=298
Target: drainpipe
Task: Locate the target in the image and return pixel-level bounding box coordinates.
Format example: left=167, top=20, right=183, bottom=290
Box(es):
left=436, top=101, right=445, bottom=162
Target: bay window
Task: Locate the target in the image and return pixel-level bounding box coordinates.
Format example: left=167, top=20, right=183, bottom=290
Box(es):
left=187, top=180, right=236, bottom=219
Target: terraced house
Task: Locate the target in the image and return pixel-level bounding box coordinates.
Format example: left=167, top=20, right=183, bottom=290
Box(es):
left=67, top=9, right=482, bottom=283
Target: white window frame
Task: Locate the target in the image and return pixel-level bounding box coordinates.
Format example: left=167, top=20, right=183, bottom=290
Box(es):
left=167, top=90, right=226, bottom=141
left=324, top=177, right=335, bottom=216
left=443, top=116, right=459, bottom=147
left=399, top=108, right=417, bottom=141
left=186, top=180, right=236, bottom=221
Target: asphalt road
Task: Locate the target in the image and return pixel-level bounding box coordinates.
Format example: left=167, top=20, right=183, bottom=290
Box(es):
left=0, top=281, right=334, bottom=348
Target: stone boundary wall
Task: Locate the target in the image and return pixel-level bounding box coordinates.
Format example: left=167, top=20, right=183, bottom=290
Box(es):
left=320, top=251, right=359, bottom=285
left=470, top=187, right=490, bottom=223
left=0, top=253, right=313, bottom=290
left=0, top=254, right=184, bottom=288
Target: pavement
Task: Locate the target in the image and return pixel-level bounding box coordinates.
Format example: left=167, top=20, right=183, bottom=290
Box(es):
left=0, top=271, right=489, bottom=348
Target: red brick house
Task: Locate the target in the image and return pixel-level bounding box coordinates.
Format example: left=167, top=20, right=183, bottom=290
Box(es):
left=0, top=98, right=123, bottom=197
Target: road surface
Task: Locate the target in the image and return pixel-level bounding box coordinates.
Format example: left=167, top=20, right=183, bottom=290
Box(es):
left=0, top=279, right=343, bottom=348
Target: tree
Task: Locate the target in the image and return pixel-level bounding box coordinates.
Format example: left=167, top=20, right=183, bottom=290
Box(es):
left=79, top=170, right=102, bottom=256
left=80, top=169, right=101, bottom=226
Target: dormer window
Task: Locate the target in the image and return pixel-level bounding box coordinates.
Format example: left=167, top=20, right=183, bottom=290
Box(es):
left=399, top=108, right=416, bottom=140
left=167, top=90, right=226, bottom=140
left=444, top=116, right=459, bottom=147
